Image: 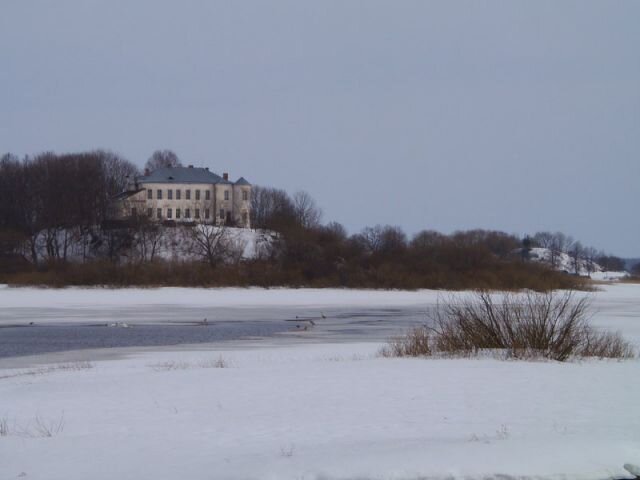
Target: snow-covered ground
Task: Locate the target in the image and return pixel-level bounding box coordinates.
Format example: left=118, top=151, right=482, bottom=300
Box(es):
left=0, top=284, right=445, bottom=312
left=591, top=270, right=630, bottom=281
left=1, top=284, right=639, bottom=479
left=528, top=247, right=629, bottom=279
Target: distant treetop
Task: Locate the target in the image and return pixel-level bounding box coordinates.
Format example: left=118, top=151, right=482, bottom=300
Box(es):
left=145, top=150, right=182, bottom=172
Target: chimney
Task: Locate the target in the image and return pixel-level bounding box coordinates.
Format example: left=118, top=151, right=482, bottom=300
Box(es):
left=205, top=167, right=209, bottom=171
left=223, top=172, right=229, bottom=181
left=188, top=165, right=194, bottom=169
left=144, top=168, right=150, bottom=176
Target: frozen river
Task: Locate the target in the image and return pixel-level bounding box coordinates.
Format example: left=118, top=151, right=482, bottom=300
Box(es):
left=0, top=304, right=430, bottom=359
left=1, top=284, right=638, bottom=361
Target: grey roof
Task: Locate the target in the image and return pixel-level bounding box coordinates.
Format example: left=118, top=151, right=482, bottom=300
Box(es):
left=235, top=176, right=251, bottom=186
left=137, top=166, right=223, bottom=184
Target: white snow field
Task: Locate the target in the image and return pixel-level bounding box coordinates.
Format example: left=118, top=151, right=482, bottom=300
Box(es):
left=1, top=284, right=639, bottom=480
left=0, top=284, right=443, bottom=312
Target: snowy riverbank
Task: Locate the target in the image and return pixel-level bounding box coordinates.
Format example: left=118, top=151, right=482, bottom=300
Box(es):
left=1, top=284, right=639, bottom=479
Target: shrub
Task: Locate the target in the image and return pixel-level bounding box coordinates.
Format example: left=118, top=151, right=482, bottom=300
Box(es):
left=383, top=327, right=433, bottom=357
left=383, top=291, right=635, bottom=361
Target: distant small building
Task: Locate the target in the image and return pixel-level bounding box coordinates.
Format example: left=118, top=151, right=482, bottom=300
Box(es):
left=113, top=165, right=251, bottom=227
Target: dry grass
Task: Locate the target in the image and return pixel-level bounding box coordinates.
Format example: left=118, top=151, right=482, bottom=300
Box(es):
left=149, top=356, right=229, bottom=371
left=149, top=360, right=192, bottom=371
left=33, top=414, right=65, bottom=438
left=619, top=276, right=640, bottom=285
left=384, top=327, right=433, bottom=358
left=0, top=362, right=94, bottom=381
left=1, top=414, right=65, bottom=438
left=382, top=291, right=636, bottom=361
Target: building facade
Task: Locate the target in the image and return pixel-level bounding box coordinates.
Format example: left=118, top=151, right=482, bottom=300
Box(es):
left=115, top=166, right=251, bottom=227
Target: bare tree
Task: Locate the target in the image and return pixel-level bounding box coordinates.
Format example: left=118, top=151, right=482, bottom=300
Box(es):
left=145, top=150, right=182, bottom=172
left=549, top=232, right=573, bottom=269
left=99, top=150, right=140, bottom=194
left=596, top=253, right=625, bottom=272
left=188, top=224, right=229, bottom=268
left=292, top=190, right=322, bottom=229
left=411, top=230, right=447, bottom=250
left=133, top=218, right=164, bottom=263
left=532, top=231, right=554, bottom=249
left=569, top=241, right=583, bottom=275
left=322, top=221, right=348, bottom=241
left=358, top=225, right=407, bottom=255
left=357, top=225, right=385, bottom=253
left=249, top=186, right=295, bottom=230
left=582, top=246, right=598, bottom=276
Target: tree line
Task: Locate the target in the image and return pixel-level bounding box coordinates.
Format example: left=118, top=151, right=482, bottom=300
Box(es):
left=0, top=149, right=194, bottom=264
left=525, top=231, right=626, bottom=274
left=0, top=150, right=629, bottom=289
left=0, top=151, right=138, bottom=263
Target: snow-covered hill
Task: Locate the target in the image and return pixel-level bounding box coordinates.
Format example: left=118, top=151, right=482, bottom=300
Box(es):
left=527, top=247, right=628, bottom=279
left=17, top=226, right=276, bottom=265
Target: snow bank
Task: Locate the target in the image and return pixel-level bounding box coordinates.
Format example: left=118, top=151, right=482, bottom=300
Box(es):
left=527, top=247, right=630, bottom=280
left=1, top=342, right=638, bottom=480
left=591, top=270, right=630, bottom=281
left=0, top=286, right=444, bottom=310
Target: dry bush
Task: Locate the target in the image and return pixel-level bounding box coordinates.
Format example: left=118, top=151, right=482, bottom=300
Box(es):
left=0, top=362, right=94, bottom=381
left=52, top=361, right=93, bottom=371
left=199, top=356, right=229, bottom=369
left=381, top=327, right=433, bottom=357
left=580, top=329, right=636, bottom=359
left=149, top=360, right=191, bottom=372
left=33, top=414, right=65, bottom=437
left=149, top=356, right=229, bottom=371
left=9, top=414, right=66, bottom=438
left=384, top=291, right=635, bottom=361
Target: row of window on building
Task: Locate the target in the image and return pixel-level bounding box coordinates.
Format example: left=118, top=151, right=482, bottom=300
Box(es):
left=131, top=207, right=248, bottom=224
left=147, top=189, right=247, bottom=201
left=138, top=207, right=217, bottom=220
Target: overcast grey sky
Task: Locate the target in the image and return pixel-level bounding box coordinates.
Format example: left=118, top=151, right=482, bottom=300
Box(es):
left=1, top=1, right=638, bottom=256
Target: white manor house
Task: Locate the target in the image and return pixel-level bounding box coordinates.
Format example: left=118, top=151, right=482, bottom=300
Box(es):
left=115, top=165, right=252, bottom=227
